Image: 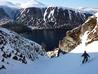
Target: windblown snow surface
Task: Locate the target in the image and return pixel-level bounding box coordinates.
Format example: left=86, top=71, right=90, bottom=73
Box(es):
left=0, top=28, right=98, bottom=74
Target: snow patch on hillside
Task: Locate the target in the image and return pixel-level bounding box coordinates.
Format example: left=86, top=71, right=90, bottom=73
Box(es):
left=20, top=0, right=45, bottom=8
left=95, top=12, right=98, bottom=22
left=78, top=7, right=98, bottom=14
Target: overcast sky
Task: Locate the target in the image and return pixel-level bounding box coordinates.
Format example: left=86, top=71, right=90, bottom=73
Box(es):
left=2, top=0, right=98, bottom=8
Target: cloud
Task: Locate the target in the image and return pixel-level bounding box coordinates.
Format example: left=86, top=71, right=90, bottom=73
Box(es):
left=0, top=0, right=6, bottom=2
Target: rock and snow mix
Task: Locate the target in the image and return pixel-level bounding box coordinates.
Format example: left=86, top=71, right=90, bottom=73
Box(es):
left=0, top=27, right=45, bottom=70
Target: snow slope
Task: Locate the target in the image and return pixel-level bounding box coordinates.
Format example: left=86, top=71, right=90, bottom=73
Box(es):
left=0, top=27, right=98, bottom=74
left=78, top=7, right=98, bottom=14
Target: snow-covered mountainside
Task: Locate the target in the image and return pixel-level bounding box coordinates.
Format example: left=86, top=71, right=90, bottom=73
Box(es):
left=20, top=0, right=45, bottom=8
left=0, top=27, right=45, bottom=66
left=78, top=7, right=98, bottom=14
left=59, top=12, right=98, bottom=52
left=0, top=0, right=19, bottom=8
left=0, top=0, right=97, bottom=29
left=0, top=26, right=98, bottom=74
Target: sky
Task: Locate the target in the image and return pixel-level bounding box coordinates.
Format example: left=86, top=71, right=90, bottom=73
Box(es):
left=1, top=0, right=98, bottom=8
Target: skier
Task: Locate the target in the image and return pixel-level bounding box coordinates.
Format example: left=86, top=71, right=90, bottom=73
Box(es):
left=81, top=51, right=90, bottom=64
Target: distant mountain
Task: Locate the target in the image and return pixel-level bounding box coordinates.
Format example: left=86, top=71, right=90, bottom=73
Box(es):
left=0, top=1, right=96, bottom=29
left=0, top=1, right=20, bottom=27
left=78, top=7, right=98, bottom=14
left=0, top=0, right=19, bottom=8
left=0, top=1, right=97, bottom=29
left=16, top=7, right=93, bottom=29
left=0, top=1, right=20, bottom=19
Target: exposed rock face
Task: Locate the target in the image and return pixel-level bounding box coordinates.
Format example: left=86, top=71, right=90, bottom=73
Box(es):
left=16, top=7, right=92, bottom=29
left=59, top=12, right=98, bottom=52
left=0, top=6, right=94, bottom=29
left=59, top=26, right=81, bottom=52
left=81, top=16, right=98, bottom=44
left=43, top=7, right=90, bottom=29
left=16, top=7, right=45, bottom=29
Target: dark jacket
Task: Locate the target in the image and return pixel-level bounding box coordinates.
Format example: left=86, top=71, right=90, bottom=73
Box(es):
left=82, top=51, right=90, bottom=58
